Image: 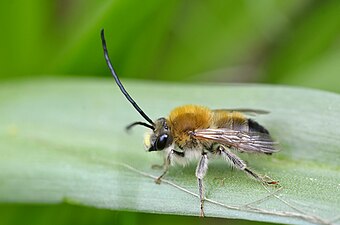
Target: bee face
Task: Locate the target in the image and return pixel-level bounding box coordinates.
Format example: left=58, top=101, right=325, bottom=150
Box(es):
left=145, top=118, right=173, bottom=152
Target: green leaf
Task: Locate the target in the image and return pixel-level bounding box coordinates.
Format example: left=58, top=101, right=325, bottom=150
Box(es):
left=1, top=78, right=340, bottom=225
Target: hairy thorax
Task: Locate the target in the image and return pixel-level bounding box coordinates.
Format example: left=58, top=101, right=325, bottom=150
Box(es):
left=168, top=105, right=212, bottom=149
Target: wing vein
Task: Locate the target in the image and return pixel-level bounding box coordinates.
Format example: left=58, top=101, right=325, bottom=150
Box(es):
left=193, top=128, right=279, bottom=153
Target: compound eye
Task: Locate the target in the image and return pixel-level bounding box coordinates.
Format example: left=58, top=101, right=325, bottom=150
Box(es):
left=155, top=134, right=168, bottom=150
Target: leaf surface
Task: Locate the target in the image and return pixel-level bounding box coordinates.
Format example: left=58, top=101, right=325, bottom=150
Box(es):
left=0, top=78, right=339, bottom=225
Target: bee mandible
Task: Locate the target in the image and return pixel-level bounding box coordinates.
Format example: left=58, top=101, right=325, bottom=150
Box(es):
left=100, top=29, right=279, bottom=217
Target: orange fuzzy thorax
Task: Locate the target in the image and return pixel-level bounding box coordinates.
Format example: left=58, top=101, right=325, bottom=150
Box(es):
left=168, top=105, right=212, bottom=147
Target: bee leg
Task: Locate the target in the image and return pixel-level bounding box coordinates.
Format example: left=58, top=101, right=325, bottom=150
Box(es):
left=154, top=150, right=184, bottom=184
left=154, top=151, right=172, bottom=184
left=152, top=150, right=184, bottom=170
left=195, top=153, right=208, bottom=217
left=151, top=158, right=166, bottom=170
left=217, top=145, right=278, bottom=186
left=243, top=168, right=279, bottom=186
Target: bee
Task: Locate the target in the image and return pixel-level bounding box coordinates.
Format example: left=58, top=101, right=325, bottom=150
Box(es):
left=101, top=29, right=279, bottom=217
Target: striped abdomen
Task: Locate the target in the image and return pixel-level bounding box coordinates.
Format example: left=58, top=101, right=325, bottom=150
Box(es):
left=212, top=110, right=270, bottom=134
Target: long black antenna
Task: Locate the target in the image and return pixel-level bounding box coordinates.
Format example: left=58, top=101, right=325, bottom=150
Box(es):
left=101, top=29, right=155, bottom=127
left=126, top=121, right=155, bottom=131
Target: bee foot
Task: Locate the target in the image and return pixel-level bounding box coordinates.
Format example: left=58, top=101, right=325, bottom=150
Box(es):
left=200, top=211, right=205, bottom=217
left=262, top=176, right=280, bottom=188
left=154, top=178, right=162, bottom=184
left=200, top=202, right=205, bottom=217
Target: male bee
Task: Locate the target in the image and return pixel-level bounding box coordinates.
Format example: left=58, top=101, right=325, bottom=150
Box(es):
left=101, top=29, right=279, bottom=217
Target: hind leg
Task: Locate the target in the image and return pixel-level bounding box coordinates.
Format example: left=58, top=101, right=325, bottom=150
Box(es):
left=217, top=145, right=278, bottom=185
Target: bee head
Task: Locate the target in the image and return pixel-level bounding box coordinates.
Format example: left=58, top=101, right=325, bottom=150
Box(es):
left=144, top=118, right=173, bottom=152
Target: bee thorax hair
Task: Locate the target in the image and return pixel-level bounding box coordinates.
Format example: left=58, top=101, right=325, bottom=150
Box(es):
left=169, top=105, right=212, bottom=149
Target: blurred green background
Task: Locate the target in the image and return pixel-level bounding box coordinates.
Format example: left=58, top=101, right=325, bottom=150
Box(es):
left=0, top=0, right=339, bottom=225
left=1, top=0, right=340, bottom=92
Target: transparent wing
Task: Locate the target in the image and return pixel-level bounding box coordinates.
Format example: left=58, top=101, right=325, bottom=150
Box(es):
left=213, top=109, right=269, bottom=116
left=192, top=128, right=279, bottom=154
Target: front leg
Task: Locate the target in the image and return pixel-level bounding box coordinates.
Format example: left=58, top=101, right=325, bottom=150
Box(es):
left=195, top=153, right=208, bottom=217
left=155, top=150, right=184, bottom=184
left=151, top=158, right=166, bottom=170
